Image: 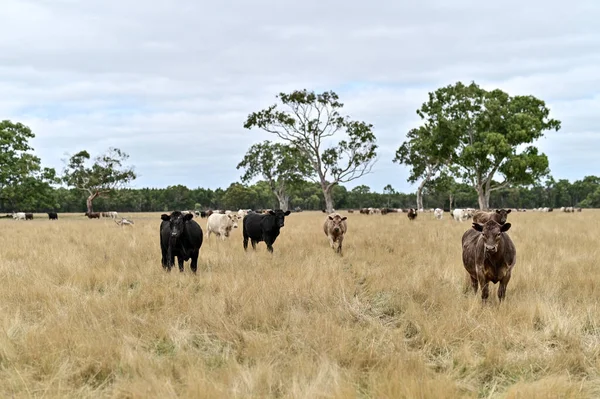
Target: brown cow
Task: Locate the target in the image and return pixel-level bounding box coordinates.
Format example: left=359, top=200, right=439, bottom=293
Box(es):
left=323, top=213, right=347, bottom=254
left=472, top=208, right=511, bottom=225
left=85, top=212, right=101, bottom=219
left=462, top=220, right=516, bottom=303
left=407, top=208, right=417, bottom=220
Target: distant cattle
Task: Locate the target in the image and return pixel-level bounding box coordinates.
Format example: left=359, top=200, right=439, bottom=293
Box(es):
left=160, top=211, right=203, bottom=273
left=348, top=209, right=355, bottom=213
left=206, top=213, right=239, bottom=240
left=472, top=209, right=511, bottom=225
left=452, top=209, right=470, bottom=222
left=115, top=218, right=134, bottom=227
left=13, top=212, right=26, bottom=220
left=47, top=212, right=58, bottom=220
left=243, top=209, right=291, bottom=253
left=434, top=208, right=443, bottom=220
left=85, top=212, right=101, bottom=219
left=407, top=208, right=417, bottom=220
left=324, top=213, right=348, bottom=254
left=237, top=209, right=250, bottom=219
left=462, top=220, right=516, bottom=303
left=25, top=213, right=33, bottom=220
left=576, top=207, right=582, bottom=212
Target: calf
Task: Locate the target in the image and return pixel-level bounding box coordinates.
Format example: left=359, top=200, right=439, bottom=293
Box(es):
left=407, top=208, right=417, bottom=220
left=472, top=208, right=511, bottom=225
left=434, top=208, right=443, bottom=220
left=452, top=209, right=470, bottom=222
left=160, top=211, right=203, bottom=273
left=323, top=213, right=348, bottom=254
left=47, top=212, right=58, bottom=220
left=25, top=213, right=34, bottom=220
left=243, top=209, right=291, bottom=253
left=462, top=220, right=516, bottom=303
left=206, top=213, right=239, bottom=240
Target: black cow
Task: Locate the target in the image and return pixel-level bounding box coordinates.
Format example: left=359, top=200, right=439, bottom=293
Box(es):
left=25, top=213, right=33, bottom=220
left=243, top=209, right=291, bottom=253
left=160, top=211, right=203, bottom=273
left=48, top=212, right=58, bottom=220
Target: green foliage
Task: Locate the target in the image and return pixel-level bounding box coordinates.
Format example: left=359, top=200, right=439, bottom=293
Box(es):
left=412, top=81, right=561, bottom=208
left=62, top=148, right=136, bottom=195
left=244, top=89, right=378, bottom=211
left=0, top=120, right=58, bottom=211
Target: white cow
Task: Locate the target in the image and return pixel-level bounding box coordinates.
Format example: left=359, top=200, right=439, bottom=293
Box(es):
left=206, top=213, right=240, bottom=240
left=237, top=209, right=249, bottom=219
left=434, top=208, right=443, bottom=220
left=12, top=212, right=26, bottom=220
left=452, top=208, right=470, bottom=222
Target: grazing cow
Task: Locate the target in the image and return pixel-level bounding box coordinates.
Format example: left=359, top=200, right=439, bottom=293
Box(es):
left=576, top=207, right=582, bottom=212
left=206, top=213, right=239, bottom=240
left=472, top=209, right=511, bottom=225
left=85, top=212, right=101, bottom=219
left=348, top=209, right=355, bottom=213
left=160, top=211, right=203, bottom=273
left=47, top=212, right=58, bottom=220
left=13, top=212, right=26, bottom=220
left=323, top=213, right=348, bottom=254
left=407, top=208, right=417, bottom=220
left=462, top=220, right=516, bottom=303
left=434, top=208, right=443, bottom=220
left=25, top=213, right=33, bottom=220
left=243, top=209, right=291, bottom=253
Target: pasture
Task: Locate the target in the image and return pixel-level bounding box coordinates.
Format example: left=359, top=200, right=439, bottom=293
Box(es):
left=1, top=210, right=599, bottom=398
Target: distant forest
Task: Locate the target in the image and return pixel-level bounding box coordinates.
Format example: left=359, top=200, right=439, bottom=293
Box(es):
left=2, top=176, right=599, bottom=213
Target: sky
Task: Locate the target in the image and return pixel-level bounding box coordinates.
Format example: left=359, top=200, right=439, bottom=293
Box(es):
left=1, top=0, right=599, bottom=193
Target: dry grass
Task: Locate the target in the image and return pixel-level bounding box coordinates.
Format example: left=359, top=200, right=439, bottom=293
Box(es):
left=1, top=210, right=599, bottom=398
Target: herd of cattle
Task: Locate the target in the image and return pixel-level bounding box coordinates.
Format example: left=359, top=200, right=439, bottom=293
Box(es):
left=2, top=205, right=587, bottom=303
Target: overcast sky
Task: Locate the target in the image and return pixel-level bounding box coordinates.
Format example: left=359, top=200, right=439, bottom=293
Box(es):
left=1, top=0, right=599, bottom=193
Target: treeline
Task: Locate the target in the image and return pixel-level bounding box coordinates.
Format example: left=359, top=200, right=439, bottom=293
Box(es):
left=2, top=176, right=599, bottom=213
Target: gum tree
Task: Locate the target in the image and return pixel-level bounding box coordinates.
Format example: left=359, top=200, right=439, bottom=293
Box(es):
left=244, top=90, right=378, bottom=213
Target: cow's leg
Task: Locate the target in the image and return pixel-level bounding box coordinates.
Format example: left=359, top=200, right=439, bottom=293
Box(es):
left=243, top=235, right=249, bottom=250
left=498, top=271, right=512, bottom=303
left=190, top=250, right=199, bottom=274
left=251, top=239, right=257, bottom=250
left=166, top=248, right=174, bottom=272
left=479, top=277, right=490, bottom=304
left=328, top=236, right=335, bottom=249
left=178, top=256, right=184, bottom=273
left=469, top=273, right=478, bottom=293
left=336, top=236, right=343, bottom=255
left=264, top=237, right=274, bottom=253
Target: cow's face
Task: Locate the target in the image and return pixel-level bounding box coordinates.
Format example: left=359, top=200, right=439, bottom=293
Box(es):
left=495, top=208, right=511, bottom=224
left=163, top=211, right=193, bottom=239
left=472, top=221, right=511, bottom=253
left=328, top=215, right=347, bottom=234
left=227, top=214, right=239, bottom=229
left=269, top=209, right=291, bottom=228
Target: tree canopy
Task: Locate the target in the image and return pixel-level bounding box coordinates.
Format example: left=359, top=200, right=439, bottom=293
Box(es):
left=62, top=147, right=136, bottom=213
left=237, top=141, right=312, bottom=211
left=403, top=81, right=561, bottom=209
left=244, top=89, right=378, bottom=213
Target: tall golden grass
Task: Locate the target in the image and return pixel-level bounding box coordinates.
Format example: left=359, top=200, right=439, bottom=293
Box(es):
left=0, top=210, right=599, bottom=398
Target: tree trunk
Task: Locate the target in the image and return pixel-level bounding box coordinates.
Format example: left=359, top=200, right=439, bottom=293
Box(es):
left=323, top=186, right=334, bottom=213
left=476, top=186, right=489, bottom=210
left=86, top=192, right=100, bottom=213
left=449, top=193, right=454, bottom=210
left=275, top=192, right=289, bottom=211
left=416, top=182, right=425, bottom=211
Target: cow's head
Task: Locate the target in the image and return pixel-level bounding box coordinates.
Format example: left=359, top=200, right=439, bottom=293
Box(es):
left=472, top=221, right=511, bottom=253
left=227, top=213, right=240, bottom=229
left=328, top=214, right=347, bottom=234
left=269, top=209, right=291, bottom=228
left=162, top=211, right=193, bottom=239
left=495, top=208, right=511, bottom=224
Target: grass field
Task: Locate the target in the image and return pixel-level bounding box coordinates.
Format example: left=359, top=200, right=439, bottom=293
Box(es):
left=1, top=210, right=599, bottom=398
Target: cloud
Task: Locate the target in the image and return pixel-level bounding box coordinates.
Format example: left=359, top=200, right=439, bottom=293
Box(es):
left=1, top=0, right=599, bottom=193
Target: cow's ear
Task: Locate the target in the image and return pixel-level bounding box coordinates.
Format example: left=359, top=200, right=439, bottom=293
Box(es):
left=472, top=223, right=483, bottom=232
left=284, top=210, right=291, bottom=216
left=500, top=222, right=511, bottom=232
left=161, top=214, right=170, bottom=221
left=341, top=216, right=347, bottom=221
left=184, top=213, right=193, bottom=221
left=269, top=210, right=275, bottom=215
left=328, top=215, right=333, bottom=220
left=506, top=209, right=511, bottom=214
left=495, top=209, right=500, bottom=214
